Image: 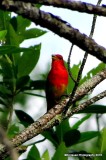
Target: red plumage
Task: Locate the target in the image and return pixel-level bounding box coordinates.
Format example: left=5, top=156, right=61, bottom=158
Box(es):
left=46, top=54, right=68, bottom=111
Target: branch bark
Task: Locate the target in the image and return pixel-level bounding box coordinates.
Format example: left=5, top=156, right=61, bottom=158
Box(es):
left=66, top=90, right=106, bottom=117
left=0, top=0, right=106, bottom=159
left=0, top=1, right=106, bottom=62
left=12, top=0, right=106, bottom=17
left=0, top=68, right=106, bottom=159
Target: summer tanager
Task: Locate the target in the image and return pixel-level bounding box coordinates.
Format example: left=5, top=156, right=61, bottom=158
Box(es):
left=46, top=54, right=68, bottom=111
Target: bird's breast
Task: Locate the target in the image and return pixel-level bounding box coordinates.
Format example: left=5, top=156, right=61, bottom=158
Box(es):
left=48, top=67, right=68, bottom=86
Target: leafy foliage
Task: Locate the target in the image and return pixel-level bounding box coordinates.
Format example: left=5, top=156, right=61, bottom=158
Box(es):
left=0, top=7, right=105, bottom=160
left=0, top=9, right=46, bottom=135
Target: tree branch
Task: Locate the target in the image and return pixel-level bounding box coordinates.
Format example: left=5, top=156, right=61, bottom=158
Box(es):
left=64, top=0, right=102, bottom=115
left=0, top=68, right=106, bottom=159
left=12, top=0, right=106, bottom=17
left=43, top=90, right=106, bottom=130
left=0, top=1, right=106, bottom=62
left=66, top=90, right=106, bottom=117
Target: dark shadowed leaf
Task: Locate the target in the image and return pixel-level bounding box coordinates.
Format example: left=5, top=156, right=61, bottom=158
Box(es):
left=0, top=98, right=7, bottom=106
left=78, top=105, right=106, bottom=114
left=15, top=110, right=34, bottom=127
left=63, top=129, right=81, bottom=147
left=10, top=16, right=17, bottom=31
left=16, top=75, right=30, bottom=90
left=55, top=119, right=71, bottom=143
left=42, top=129, right=59, bottom=147
left=28, top=80, right=46, bottom=90
left=0, top=57, right=16, bottom=92
left=0, top=84, right=12, bottom=99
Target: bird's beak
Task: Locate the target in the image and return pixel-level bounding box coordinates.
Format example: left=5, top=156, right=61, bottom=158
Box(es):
left=52, top=55, right=57, bottom=60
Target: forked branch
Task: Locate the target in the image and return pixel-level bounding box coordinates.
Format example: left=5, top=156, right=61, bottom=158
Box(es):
left=0, top=1, right=106, bottom=62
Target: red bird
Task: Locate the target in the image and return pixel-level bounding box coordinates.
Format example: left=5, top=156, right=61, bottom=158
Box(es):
left=46, top=54, right=68, bottom=111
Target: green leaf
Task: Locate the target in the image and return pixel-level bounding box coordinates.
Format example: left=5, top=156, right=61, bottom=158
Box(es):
left=42, top=150, right=50, bottom=160
left=72, top=114, right=92, bottom=129
left=78, top=131, right=100, bottom=144
left=0, top=57, right=16, bottom=92
left=0, top=107, right=4, bottom=112
left=16, top=15, right=31, bottom=43
left=0, top=10, right=11, bottom=31
left=17, top=44, right=41, bottom=77
left=100, top=128, right=106, bottom=157
left=55, top=119, right=71, bottom=143
left=35, top=4, right=42, bottom=8
left=0, top=107, right=9, bottom=129
left=63, top=129, right=80, bottom=147
left=27, top=145, right=40, bottom=160
left=23, top=28, right=47, bottom=40
left=94, top=128, right=106, bottom=160
left=0, top=57, right=13, bottom=79
left=67, top=62, right=81, bottom=94
left=81, top=63, right=106, bottom=84
left=43, top=120, right=72, bottom=148
left=0, top=45, right=37, bottom=55
left=0, top=30, right=7, bottom=40
left=52, top=142, right=68, bottom=160
left=78, top=105, right=106, bottom=114
left=10, top=16, right=17, bottom=31
left=15, top=110, right=34, bottom=127
left=7, top=123, right=20, bottom=138
left=28, top=80, right=46, bottom=90
left=0, top=84, right=12, bottom=99
left=16, top=15, right=31, bottom=34
left=6, top=23, right=19, bottom=46
left=0, top=98, right=7, bottom=106
left=42, top=129, right=59, bottom=147
left=16, top=75, right=30, bottom=91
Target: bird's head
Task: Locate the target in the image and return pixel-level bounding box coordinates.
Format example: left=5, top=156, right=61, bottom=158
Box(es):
left=51, top=54, right=65, bottom=67
left=52, top=54, right=63, bottom=61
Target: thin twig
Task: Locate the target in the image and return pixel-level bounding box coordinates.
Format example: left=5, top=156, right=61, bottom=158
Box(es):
left=96, top=114, right=100, bottom=131
left=67, top=43, right=76, bottom=83
left=0, top=70, right=105, bottom=159
left=65, top=0, right=102, bottom=113
left=0, top=68, right=106, bottom=159
left=7, top=104, right=14, bottom=132
left=66, top=90, right=106, bottom=117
